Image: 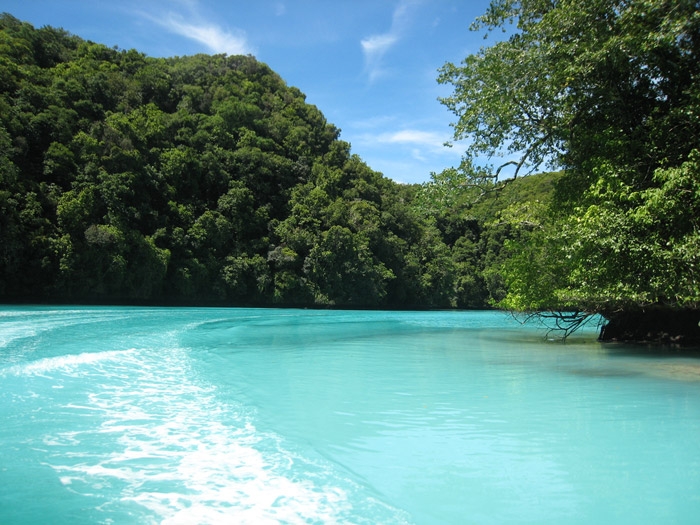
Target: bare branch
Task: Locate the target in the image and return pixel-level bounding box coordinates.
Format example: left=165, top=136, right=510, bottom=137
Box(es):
left=494, top=160, right=519, bottom=179
left=510, top=310, right=598, bottom=341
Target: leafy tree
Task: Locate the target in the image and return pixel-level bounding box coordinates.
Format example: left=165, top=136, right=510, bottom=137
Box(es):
left=304, top=225, right=394, bottom=305
left=439, top=0, right=700, bottom=341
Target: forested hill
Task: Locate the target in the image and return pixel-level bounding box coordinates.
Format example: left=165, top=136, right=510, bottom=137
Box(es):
left=0, top=13, right=552, bottom=308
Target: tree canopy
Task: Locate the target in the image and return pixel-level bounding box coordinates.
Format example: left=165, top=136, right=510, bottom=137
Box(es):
left=0, top=13, right=551, bottom=310
left=438, top=0, right=700, bottom=341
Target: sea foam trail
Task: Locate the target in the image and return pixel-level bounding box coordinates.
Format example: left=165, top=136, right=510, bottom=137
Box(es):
left=0, top=349, right=136, bottom=377
left=0, top=308, right=410, bottom=524
left=28, top=342, right=405, bottom=524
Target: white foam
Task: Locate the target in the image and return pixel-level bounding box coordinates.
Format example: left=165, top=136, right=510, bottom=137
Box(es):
left=40, top=345, right=368, bottom=524
left=1, top=349, right=137, bottom=378
left=0, top=309, right=97, bottom=348
left=0, top=326, right=37, bottom=349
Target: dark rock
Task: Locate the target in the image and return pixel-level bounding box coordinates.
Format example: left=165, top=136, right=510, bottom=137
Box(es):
left=599, top=308, right=700, bottom=345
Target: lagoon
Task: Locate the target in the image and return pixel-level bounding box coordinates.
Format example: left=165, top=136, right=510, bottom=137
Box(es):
left=1, top=306, right=699, bottom=524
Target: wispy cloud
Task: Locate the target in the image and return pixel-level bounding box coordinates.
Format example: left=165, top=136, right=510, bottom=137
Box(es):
left=162, top=15, right=252, bottom=55
left=360, top=34, right=398, bottom=82
left=274, top=2, right=286, bottom=16
left=350, top=124, right=462, bottom=183
left=360, top=0, right=422, bottom=83
left=138, top=1, right=254, bottom=56
left=353, top=127, right=459, bottom=173
left=375, top=129, right=449, bottom=152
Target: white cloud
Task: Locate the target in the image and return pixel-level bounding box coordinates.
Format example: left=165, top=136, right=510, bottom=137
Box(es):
left=160, top=14, right=253, bottom=55
left=361, top=33, right=399, bottom=56
left=411, top=148, right=426, bottom=161
left=137, top=1, right=254, bottom=56
left=376, top=129, right=448, bottom=151
left=349, top=124, right=465, bottom=183
left=360, top=0, right=422, bottom=83
left=360, top=33, right=398, bottom=83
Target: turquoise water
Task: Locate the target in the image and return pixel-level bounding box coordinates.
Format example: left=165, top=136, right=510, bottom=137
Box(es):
left=1, top=307, right=699, bottom=524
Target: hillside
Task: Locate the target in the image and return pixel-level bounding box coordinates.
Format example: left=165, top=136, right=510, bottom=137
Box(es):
left=0, top=14, right=554, bottom=309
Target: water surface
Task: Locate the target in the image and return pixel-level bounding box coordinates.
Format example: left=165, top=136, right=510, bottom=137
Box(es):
left=1, top=307, right=699, bottom=523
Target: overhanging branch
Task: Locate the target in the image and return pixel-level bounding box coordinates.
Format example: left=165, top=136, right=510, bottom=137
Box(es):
left=511, top=310, right=598, bottom=341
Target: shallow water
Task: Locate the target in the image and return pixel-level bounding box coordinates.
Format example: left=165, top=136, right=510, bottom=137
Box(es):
left=1, top=306, right=699, bottom=524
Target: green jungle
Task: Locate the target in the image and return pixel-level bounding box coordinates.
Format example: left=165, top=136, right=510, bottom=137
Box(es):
left=1, top=0, right=699, bottom=343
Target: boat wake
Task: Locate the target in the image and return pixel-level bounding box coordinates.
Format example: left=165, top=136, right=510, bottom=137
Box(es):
left=4, top=340, right=407, bottom=524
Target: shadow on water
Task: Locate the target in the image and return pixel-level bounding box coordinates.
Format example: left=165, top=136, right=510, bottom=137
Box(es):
left=565, top=367, right=642, bottom=378
left=600, top=341, right=700, bottom=359
left=595, top=342, right=700, bottom=383
left=471, top=318, right=700, bottom=384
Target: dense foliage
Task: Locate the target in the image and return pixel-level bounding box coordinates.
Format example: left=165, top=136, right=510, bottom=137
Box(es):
left=0, top=14, right=552, bottom=309
left=438, top=0, right=700, bottom=341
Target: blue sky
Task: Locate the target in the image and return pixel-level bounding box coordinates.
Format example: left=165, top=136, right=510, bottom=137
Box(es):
left=3, top=0, right=496, bottom=184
